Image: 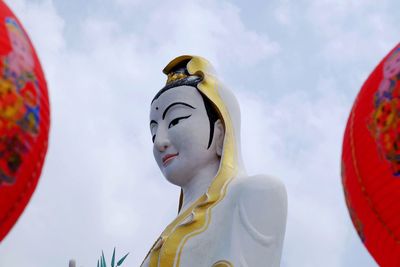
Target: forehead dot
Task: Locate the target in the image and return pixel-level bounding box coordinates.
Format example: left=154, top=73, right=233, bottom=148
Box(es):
left=156, top=107, right=159, bottom=110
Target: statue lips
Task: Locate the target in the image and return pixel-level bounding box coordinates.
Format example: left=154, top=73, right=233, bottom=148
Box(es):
left=163, top=153, right=179, bottom=167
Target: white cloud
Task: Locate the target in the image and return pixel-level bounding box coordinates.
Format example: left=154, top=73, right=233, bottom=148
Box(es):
left=142, top=0, right=279, bottom=70
left=306, top=0, right=399, bottom=65
left=274, top=0, right=292, bottom=26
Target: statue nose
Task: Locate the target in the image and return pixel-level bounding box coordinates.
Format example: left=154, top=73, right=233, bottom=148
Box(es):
left=154, top=133, right=170, bottom=152
left=158, top=142, right=169, bottom=152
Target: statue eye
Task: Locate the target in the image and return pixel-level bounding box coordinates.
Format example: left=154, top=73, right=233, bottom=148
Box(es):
left=168, top=115, right=191, bottom=129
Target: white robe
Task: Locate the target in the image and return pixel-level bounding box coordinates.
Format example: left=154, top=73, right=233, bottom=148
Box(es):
left=141, top=175, right=287, bottom=267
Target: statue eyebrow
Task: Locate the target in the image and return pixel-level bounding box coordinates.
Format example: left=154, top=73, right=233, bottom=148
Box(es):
left=162, top=102, right=195, bottom=120
left=150, top=120, right=158, bottom=127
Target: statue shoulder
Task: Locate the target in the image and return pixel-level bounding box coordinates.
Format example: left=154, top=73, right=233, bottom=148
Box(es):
left=231, top=174, right=287, bottom=208
left=230, top=175, right=287, bottom=245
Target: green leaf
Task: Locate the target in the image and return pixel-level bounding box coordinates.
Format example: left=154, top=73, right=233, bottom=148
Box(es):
left=102, top=251, right=107, bottom=267
left=111, top=247, right=116, bottom=267
left=116, top=253, right=129, bottom=266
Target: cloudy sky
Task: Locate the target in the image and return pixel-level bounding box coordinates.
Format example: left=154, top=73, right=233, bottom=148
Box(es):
left=0, top=0, right=399, bottom=266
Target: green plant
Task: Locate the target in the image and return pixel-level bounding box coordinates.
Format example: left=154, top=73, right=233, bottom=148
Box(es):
left=97, top=247, right=129, bottom=267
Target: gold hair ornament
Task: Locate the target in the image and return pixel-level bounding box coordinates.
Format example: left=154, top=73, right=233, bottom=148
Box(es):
left=166, top=72, right=188, bottom=85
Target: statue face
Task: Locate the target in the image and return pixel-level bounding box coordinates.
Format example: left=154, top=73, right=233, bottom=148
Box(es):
left=150, top=85, right=220, bottom=186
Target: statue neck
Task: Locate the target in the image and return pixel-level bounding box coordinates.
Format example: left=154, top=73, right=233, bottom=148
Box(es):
left=179, top=159, right=221, bottom=215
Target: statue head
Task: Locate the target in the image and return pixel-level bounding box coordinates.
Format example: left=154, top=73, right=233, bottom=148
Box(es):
left=150, top=59, right=225, bottom=187
left=150, top=55, right=246, bottom=213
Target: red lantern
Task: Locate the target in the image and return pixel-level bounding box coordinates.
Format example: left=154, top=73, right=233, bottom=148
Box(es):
left=0, top=2, right=50, bottom=241
left=342, top=43, right=400, bottom=266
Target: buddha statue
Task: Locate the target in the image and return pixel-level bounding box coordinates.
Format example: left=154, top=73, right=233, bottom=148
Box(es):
left=141, top=55, right=287, bottom=267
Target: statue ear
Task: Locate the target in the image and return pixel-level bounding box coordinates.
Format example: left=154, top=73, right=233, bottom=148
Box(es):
left=214, top=119, right=224, bottom=157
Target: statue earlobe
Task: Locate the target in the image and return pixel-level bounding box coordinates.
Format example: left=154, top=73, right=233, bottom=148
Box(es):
left=215, top=119, right=224, bottom=157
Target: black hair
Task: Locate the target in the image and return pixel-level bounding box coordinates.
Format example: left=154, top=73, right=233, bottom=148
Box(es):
left=200, top=92, right=220, bottom=149
left=152, top=63, right=221, bottom=149
left=151, top=75, right=202, bottom=104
